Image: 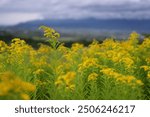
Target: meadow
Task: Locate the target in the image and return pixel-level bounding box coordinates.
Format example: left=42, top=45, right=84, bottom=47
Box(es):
left=0, top=26, right=150, bottom=100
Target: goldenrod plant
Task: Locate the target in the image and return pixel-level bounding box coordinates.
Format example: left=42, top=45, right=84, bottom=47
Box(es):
left=39, top=26, right=61, bottom=49
left=0, top=26, right=150, bottom=99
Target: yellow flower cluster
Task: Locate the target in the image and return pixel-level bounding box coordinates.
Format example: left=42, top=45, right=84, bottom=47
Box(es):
left=88, top=72, right=98, bottom=81
left=100, top=67, right=143, bottom=85
left=39, top=26, right=60, bottom=40
left=55, top=71, right=76, bottom=91
left=0, top=41, right=8, bottom=53
left=140, top=65, right=150, bottom=79
left=33, top=69, right=45, bottom=75
left=6, top=38, right=32, bottom=64
left=0, top=72, right=35, bottom=99
left=78, top=57, right=99, bottom=71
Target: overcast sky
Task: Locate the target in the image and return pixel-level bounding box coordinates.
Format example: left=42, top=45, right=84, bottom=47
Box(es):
left=0, top=0, right=150, bottom=25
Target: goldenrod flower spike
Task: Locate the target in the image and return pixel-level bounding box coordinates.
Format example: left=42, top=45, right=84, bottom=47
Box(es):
left=39, top=25, right=61, bottom=49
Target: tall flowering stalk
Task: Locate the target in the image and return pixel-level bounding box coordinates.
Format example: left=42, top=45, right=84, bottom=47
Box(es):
left=39, top=26, right=61, bottom=49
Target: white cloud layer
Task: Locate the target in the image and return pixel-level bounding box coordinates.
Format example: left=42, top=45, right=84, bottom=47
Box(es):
left=0, top=0, right=150, bottom=25
left=0, top=13, right=43, bottom=25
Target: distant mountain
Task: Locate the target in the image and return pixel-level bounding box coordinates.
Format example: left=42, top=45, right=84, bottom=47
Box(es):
left=9, top=18, right=150, bottom=33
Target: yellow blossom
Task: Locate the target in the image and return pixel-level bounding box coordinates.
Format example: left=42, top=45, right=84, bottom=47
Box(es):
left=20, top=93, right=30, bottom=100
left=55, top=80, right=63, bottom=87
left=147, top=71, right=150, bottom=79
left=140, top=66, right=149, bottom=71
left=0, top=72, right=35, bottom=99
left=33, top=69, right=45, bottom=75
left=88, top=73, right=98, bottom=81
left=66, top=84, right=75, bottom=91
left=63, top=71, right=76, bottom=85
left=136, top=80, right=144, bottom=85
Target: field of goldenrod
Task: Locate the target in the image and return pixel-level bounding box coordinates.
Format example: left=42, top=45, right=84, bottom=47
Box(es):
left=0, top=26, right=150, bottom=100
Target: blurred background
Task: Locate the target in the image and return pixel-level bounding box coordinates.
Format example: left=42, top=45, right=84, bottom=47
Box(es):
left=0, top=0, right=150, bottom=47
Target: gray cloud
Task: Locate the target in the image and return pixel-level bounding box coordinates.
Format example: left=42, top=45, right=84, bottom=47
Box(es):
left=0, top=0, right=150, bottom=25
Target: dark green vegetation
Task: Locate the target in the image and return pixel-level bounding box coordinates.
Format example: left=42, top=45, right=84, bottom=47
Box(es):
left=0, top=29, right=103, bottom=48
